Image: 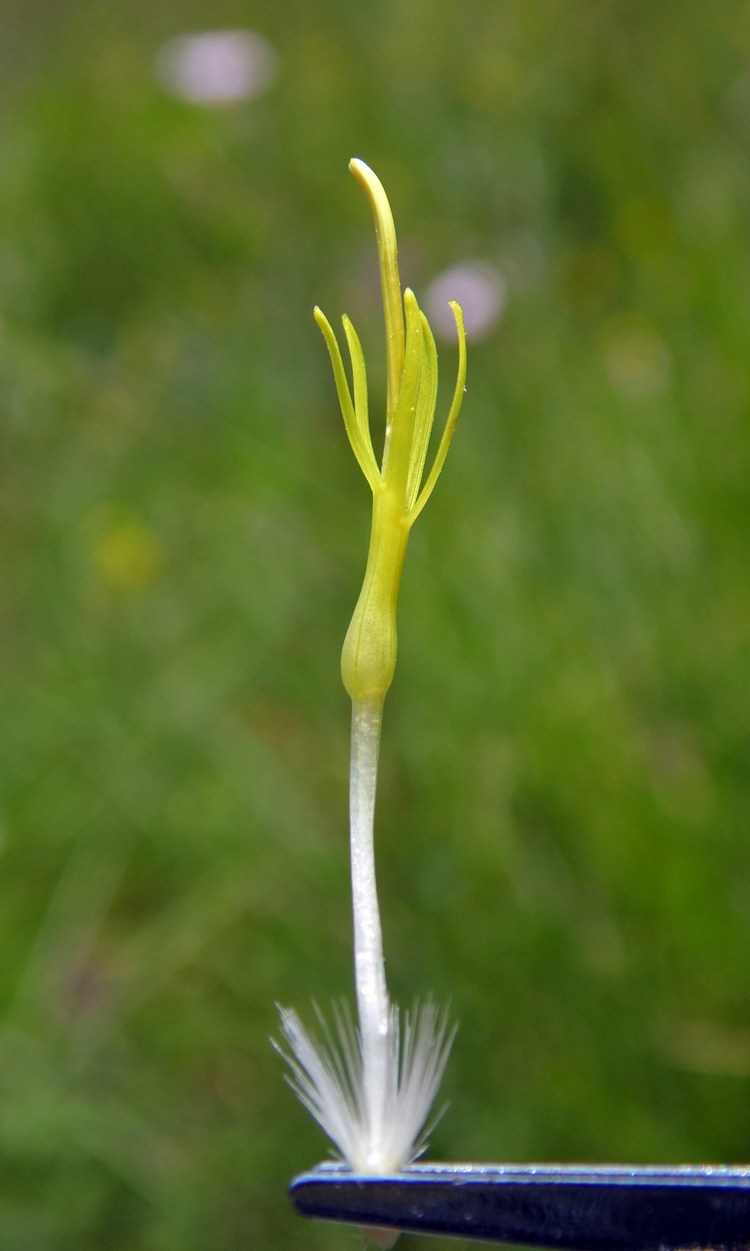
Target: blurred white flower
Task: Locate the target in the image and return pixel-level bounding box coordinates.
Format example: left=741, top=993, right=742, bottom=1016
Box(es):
left=424, top=261, right=505, bottom=342
left=155, top=30, right=277, bottom=105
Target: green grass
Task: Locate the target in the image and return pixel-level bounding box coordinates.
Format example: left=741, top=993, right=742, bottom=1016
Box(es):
left=2, top=1, right=750, bottom=1247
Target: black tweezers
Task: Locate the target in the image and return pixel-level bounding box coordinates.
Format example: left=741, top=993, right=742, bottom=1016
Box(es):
left=290, top=1161, right=750, bottom=1248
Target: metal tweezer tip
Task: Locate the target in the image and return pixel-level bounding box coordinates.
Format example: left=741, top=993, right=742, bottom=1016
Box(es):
left=290, top=1161, right=750, bottom=1248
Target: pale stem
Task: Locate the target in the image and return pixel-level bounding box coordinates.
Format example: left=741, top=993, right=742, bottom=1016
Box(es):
left=349, top=696, right=391, bottom=1149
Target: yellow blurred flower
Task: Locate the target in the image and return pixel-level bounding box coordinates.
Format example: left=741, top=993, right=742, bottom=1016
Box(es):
left=93, top=518, right=163, bottom=592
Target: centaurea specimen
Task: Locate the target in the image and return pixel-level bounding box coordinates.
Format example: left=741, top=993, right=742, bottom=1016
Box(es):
left=278, top=159, right=466, bottom=1176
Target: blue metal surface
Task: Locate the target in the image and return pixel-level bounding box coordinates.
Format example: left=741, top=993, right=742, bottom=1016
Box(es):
left=290, top=1162, right=750, bottom=1247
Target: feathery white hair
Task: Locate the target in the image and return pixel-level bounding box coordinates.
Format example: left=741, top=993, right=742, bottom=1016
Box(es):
left=276, top=1000, right=454, bottom=1173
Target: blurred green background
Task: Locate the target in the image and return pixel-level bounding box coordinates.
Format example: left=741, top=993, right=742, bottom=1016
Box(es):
left=2, top=1, right=750, bottom=1247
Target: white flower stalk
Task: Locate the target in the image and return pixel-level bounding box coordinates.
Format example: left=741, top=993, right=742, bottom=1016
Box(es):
left=278, top=158, right=466, bottom=1174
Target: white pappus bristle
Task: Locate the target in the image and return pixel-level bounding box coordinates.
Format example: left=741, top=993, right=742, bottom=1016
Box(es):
left=276, top=1000, right=455, bottom=1173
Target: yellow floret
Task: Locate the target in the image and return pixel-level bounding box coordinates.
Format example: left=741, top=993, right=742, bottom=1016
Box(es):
left=315, top=159, right=467, bottom=705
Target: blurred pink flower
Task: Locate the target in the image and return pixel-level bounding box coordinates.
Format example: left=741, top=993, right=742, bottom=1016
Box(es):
left=155, top=29, right=277, bottom=105
left=424, top=261, right=505, bottom=342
